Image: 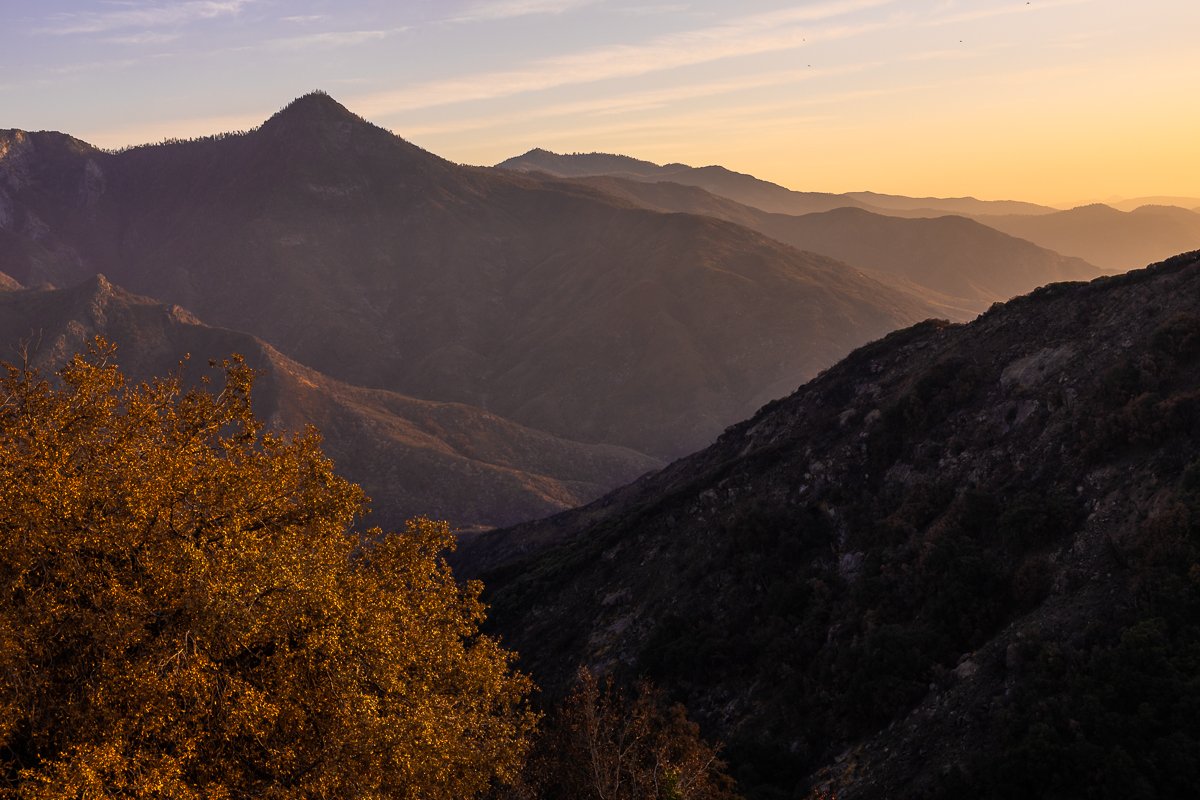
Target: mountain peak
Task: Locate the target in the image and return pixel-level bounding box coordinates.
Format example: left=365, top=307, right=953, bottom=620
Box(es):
left=263, top=91, right=361, bottom=131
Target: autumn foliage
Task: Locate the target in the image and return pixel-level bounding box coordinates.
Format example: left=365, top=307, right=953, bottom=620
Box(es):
left=0, top=340, right=535, bottom=798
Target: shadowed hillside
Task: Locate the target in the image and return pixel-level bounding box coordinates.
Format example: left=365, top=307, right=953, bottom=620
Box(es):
left=553, top=174, right=1102, bottom=313
left=463, top=252, right=1200, bottom=799
left=0, top=93, right=942, bottom=459
left=0, top=276, right=659, bottom=530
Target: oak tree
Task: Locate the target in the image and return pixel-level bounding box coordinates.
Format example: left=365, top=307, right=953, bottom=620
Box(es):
left=0, top=340, right=535, bottom=798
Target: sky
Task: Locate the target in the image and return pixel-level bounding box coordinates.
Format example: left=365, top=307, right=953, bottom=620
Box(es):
left=2, top=0, right=1198, bottom=206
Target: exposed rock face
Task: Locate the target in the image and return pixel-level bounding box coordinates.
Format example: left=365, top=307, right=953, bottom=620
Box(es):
left=465, top=253, right=1200, bottom=799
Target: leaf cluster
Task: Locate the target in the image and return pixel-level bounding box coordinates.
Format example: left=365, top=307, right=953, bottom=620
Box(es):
left=0, top=339, right=535, bottom=799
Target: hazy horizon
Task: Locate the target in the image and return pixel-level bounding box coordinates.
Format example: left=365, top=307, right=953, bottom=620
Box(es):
left=3, top=0, right=1198, bottom=206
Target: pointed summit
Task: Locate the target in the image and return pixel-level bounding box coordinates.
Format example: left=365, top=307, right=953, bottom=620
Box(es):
left=262, top=91, right=362, bottom=131
left=250, top=92, right=453, bottom=179
left=253, top=91, right=405, bottom=161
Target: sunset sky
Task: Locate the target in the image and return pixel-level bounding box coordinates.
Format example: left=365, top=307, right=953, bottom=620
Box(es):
left=3, top=0, right=1197, bottom=206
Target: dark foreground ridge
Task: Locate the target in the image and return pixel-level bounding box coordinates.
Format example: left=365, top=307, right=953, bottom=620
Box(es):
left=464, top=252, right=1200, bottom=799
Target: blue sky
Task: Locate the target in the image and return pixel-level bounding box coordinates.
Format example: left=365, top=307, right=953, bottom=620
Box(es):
left=3, top=1, right=1198, bottom=204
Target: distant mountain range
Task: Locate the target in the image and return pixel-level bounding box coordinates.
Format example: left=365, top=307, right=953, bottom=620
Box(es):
left=0, top=276, right=658, bottom=531
left=1107, top=195, right=1200, bottom=212
left=463, top=252, right=1200, bottom=799
left=980, top=203, right=1200, bottom=271
left=5, top=92, right=1186, bottom=530
left=842, top=189, right=1056, bottom=217
left=498, top=149, right=1200, bottom=275
left=497, top=148, right=873, bottom=216
left=530, top=173, right=1101, bottom=313
left=497, top=148, right=1061, bottom=218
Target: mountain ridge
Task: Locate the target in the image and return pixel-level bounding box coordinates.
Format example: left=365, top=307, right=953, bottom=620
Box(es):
left=542, top=172, right=1103, bottom=312
left=0, top=275, right=660, bottom=530
left=497, top=148, right=873, bottom=216
left=842, top=189, right=1057, bottom=216
left=497, top=148, right=1065, bottom=219
left=0, top=96, right=945, bottom=459
left=464, top=251, right=1200, bottom=798
left=980, top=203, right=1200, bottom=270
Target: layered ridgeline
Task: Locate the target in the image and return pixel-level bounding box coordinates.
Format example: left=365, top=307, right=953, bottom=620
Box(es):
left=0, top=277, right=657, bottom=530
left=462, top=254, right=1200, bottom=799
left=0, top=93, right=941, bottom=459
left=1108, top=196, right=1200, bottom=212
left=841, top=190, right=1056, bottom=217
left=497, top=148, right=873, bottom=216
left=497, top=148, right=1057, bottom=218
left=980, top=203, right=1200, bottom=271
left=522, top=173, right=1102, bottom=314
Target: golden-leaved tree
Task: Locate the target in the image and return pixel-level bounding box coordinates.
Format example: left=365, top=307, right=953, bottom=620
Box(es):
left=0, top=340, right=536, bottom=799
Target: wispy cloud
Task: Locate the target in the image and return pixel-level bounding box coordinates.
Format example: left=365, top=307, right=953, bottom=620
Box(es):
left=33, top=48, right=186, bottom=80
left=102, top=31, right=183, bottom=45
left=400, top=61, right=881, bottom=138
left=900, top=41, right=1011, bottom=62
left=455, top=71, right=1022, bottom=159
left=450, top=0, right=599, bottom=23
left=49, top=57, right=144, bottom=76
left=38, top=0, right=253, bottom=35
left=619, top=4, right=693, bottom=16
left=263, top=29, right=400, bottom=51
left=442, top=102, right=844, bottom=160
left=922, top=0, right=1095, bottom=28
left=1053, top=30, right=1110, bottom=50
left=356, top=0, right=895, bottom=114
left=281, top=14, right=328, bottom=24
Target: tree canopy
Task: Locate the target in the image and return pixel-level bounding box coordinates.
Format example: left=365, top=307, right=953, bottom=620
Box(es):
left=0, top=340, right=535, bottom=798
